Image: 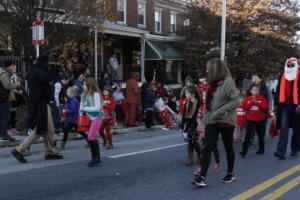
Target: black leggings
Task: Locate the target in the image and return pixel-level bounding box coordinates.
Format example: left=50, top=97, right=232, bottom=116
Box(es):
left=201, top=138, right=220, bottom=164
left=200, top=124, right=235, bottom=177
left=242, top=120, right=265, bottom=154
left=63, top=123, right=88, bottom=143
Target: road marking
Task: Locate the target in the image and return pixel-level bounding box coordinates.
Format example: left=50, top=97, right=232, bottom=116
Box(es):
left=230, top=163, right=300, bottom=200
left=260, top=175, right=300, bottom=200
left=108, top=143, right=185, bottom=158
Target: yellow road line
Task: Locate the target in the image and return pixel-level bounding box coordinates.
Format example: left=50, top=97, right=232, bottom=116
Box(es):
left=230, top=163, right=300, bottom=200
left=260, top=175, right=300, bottom=200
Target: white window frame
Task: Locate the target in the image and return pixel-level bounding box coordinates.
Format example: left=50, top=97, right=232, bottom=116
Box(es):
left=138, top=3, right=146, bottom=28
left=117, top=0, right=127, bottom=24
left=154, top=10, right=162, bottom=33
left=170, top=14, right=176, bottom=33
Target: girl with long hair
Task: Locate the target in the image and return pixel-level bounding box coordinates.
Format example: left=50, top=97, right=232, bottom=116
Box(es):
left=80, top=77, right=104, bottom=167
left=191, top=58, right=239, bottom=187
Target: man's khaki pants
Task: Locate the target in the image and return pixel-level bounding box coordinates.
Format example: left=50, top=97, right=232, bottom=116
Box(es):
left=16, top=105, right=55, bottom=155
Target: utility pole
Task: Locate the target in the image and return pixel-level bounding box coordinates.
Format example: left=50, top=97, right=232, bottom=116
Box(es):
left=220, top=0, right=227, bottom=61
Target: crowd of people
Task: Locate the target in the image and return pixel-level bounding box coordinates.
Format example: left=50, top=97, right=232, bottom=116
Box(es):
left=0, top=54, right=299, bottom=187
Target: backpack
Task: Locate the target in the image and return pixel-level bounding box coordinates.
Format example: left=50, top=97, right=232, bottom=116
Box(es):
left=0, top=72, right=9, bottom=102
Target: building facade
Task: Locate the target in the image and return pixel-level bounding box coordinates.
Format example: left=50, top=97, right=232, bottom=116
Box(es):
left=100, top=0, right=189, bottom=85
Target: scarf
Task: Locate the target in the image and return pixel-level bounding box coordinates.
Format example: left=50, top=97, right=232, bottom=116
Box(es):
left=206, top=83, right=219, bottom=111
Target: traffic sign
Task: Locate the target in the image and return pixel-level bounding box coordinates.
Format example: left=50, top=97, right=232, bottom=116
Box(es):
left=32, top=21, right=45, bottom=45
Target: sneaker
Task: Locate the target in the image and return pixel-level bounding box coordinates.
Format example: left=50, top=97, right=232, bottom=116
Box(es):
left=193, top=167, right=201, bottom=176
left=191, top=176, right=207, bottom=187
left=221, top=173, right=236, bottom=183
left=11, top=128, right=20, bottom=135
left=45, top=154, right=63, bottom=160
left=162, top=127, right=170, bottom=131
left=213, top=163, right=221, bottom=173
left=256, top=149, right=264, bottom=154
left=11, top=149, right=27, bottom=163
left=26, top=128, right=32, bottom=136
left=274, top=151, right=286, bottom=160
left=291, top=152, right=299, bottom=157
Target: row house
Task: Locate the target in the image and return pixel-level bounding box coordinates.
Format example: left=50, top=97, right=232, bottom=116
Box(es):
left=101, top=0, right=189, bottom=85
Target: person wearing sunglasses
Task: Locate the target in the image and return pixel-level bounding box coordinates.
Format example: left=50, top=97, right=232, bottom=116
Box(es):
left=274, top=57, right=300, bottom=160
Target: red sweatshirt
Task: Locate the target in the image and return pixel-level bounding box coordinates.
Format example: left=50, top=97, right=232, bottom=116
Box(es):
left=242, top=95, right=268, bottom=121
left=236, top=106, right=247, bottom=127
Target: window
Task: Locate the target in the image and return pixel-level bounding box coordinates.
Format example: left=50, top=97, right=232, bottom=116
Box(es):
left=155, top=11, right=162, bottom=33
left=138, top=4, right=146, bottom=27
left=117, top=0, right=126, bottom=24
left=170, top=14, right=176, bottom=33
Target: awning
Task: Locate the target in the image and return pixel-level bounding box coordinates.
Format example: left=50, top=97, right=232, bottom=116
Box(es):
left=145, top=40, right=185, bottom=61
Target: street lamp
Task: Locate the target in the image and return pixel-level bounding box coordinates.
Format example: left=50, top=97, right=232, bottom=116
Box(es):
left=220, top=0, right=227, bottom=61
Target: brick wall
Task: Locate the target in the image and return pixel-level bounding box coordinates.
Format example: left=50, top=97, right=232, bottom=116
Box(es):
left=162, top=9, right=170, bottom=35
left=146, top=1, right=154, bottom=32
left=127, top=0, right=138, bottom=28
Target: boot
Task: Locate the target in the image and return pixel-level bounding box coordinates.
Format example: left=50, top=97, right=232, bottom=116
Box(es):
left=186, top=142, right=193, bottom=166
left=88, top=141, right=101, bottom=167
left=94, top=141, right=101, bottom=163
left=106, top=133, right=113, bottom=150
left=99, top=131, right=107, bottom=147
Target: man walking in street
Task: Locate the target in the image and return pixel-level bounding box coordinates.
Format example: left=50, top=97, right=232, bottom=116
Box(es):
left=11, top=55, right=63, bottom=163
left=274, top=57, right=300, bottom=159
left=0, top=60, right=20, bottom=141
left=124, top=71, right=140, bottom=127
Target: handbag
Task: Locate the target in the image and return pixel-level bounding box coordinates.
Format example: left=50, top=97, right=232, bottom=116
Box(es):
left=77, top=115, right=90, bottom=132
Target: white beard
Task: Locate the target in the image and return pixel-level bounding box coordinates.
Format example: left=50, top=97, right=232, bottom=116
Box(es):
left=285, top=66, right=298, bottom=81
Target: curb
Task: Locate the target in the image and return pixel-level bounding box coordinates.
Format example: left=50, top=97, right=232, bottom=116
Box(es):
left=0, top=125, right=165, bottom=148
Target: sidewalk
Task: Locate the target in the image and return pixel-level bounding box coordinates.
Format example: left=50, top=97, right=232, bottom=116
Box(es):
left=0, top=125, right=165, bottom=148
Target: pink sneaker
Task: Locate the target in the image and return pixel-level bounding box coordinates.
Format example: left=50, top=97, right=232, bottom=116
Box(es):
left=193, top=167, right=201, bottom=176
left=213, top=163, right=221, bottom=173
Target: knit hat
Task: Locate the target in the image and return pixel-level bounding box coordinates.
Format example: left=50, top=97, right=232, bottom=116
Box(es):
left=3, top=60, right=14, bottom=68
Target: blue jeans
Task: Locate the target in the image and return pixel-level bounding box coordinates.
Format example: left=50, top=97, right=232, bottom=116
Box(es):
left=0, top=101, right=11, bottom=136
left=276, top=105, right=298, bottom=155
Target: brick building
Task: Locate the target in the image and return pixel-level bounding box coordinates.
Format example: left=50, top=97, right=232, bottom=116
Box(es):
left=100, top=0, right=190, bottom=85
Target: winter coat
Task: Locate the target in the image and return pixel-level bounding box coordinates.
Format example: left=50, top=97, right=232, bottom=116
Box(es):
left=66, top=96, right=80, bottom=123
left=205, top=76, right=239, bottom=126
left=0, top=67, right=16, bottom=101
left=28, top=64, right=52, bottom=135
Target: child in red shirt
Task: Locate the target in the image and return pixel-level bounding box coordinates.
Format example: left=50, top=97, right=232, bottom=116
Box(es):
left=99, top=86, right=116, bottom=149
left=233, top=97, right=247, bottom=143
left=239, top=85, right=268, bottom=157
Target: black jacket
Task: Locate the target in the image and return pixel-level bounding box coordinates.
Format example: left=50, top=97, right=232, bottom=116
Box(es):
left=27, top=64, right=52, bottom=135
left=180, top=100, right=200, bottom=133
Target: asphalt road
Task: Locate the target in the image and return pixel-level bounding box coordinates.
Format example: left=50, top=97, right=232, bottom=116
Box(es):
left=0, top=129, right=299, bottom=200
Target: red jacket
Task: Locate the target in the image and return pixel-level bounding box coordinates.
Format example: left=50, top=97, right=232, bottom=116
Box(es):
left=242, top=95, right=268, bottom=121
left=102, top=96, right=116, bottom=116
left=179, top=98, right=187, bottom=114
left=236, top=106, right=246, bottom=127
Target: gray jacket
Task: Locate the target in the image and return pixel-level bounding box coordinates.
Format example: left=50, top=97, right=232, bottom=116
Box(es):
left=0, top=67, right=16, bottom=101
left=205, top=76, right=239, bottom=126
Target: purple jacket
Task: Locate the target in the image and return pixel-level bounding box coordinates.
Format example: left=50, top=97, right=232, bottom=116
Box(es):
left=66, top=96, right=80, bottom=123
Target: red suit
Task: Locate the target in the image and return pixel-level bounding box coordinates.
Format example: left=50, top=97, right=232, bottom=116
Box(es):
left=124, top=77, right=140, bottom=126
left=99, top=96, right=116, bottom=149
